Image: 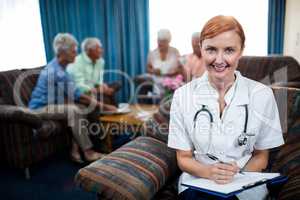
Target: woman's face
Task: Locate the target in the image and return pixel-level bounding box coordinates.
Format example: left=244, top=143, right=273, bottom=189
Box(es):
left=201, top=30, right=243, bottom=82
left=157, top=39, right=169, bottom=51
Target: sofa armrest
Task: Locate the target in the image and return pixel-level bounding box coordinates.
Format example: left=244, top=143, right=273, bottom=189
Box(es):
left=0, top=105, right=60, bottom=139
left=272, top=81, right=300, bottom=88
left=0, top=105, right=42, bottom=128
left=75, top=136, right=180, bottom=200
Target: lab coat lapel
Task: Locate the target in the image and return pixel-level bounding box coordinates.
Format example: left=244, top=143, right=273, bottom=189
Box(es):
left=232, top=71, right=249, bottom=106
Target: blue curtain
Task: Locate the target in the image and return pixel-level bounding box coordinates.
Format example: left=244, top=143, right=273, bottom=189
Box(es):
left=268, top=0, right=286, bottom=54
left=39, top=0, right=149, bottom=102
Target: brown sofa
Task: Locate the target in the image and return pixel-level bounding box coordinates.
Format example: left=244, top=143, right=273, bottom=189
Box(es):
left=75, top=56, right=300, bottom=200
left=0, top=66, right=117, bottom=179
left=0, top=67, right=71, bottom=179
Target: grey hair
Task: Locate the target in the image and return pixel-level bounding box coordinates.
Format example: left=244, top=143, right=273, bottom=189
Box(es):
left=157, top=29, right=171, bottom=42
left=81, top=37, right=102, bottom=53
left=192, top=32, right=200, bottom=40
left=53, top=33, right=78, bottom=55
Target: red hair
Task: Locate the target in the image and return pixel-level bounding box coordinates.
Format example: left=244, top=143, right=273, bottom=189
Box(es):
left=200, top=15, right=245, bottom=49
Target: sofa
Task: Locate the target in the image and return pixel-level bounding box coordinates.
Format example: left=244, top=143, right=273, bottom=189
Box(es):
left=0, top=67, right=71, bottom=179
left=75, top=56, right=300, bottom=200
left=0, top=66, right=117, bottom=179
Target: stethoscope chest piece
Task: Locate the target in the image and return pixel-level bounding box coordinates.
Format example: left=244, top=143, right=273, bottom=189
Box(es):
left=236, top=132, right=255, bottom=146
left=237, top=133, right=248, bottom=146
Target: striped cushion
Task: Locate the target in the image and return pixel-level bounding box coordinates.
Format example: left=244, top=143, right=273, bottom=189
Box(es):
left=75, top=136, right=179, bottom=200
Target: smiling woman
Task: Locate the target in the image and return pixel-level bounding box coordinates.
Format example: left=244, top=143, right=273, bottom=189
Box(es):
left=168, top=15, right=284, bottom=200
left=0, top=0, right=46, bottom=71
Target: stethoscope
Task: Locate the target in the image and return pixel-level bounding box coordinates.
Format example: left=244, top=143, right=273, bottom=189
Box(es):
left=193, top=104, right=254, bottom=150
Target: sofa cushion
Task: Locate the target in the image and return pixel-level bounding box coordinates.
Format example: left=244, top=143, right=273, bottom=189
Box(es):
left=75, top=136, right=179, bottom=200
left=271, top=86, right=300, bottom=136
left=238, top=56, right=300, bottom=84
left=271, top=124, right=300, bottom=200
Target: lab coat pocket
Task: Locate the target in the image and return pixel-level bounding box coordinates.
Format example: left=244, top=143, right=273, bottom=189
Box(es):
left=226, top=128, right=258, bottom=159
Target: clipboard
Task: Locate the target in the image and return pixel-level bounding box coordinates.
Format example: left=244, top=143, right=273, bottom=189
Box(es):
left=181, top=172, right=287, bottom=198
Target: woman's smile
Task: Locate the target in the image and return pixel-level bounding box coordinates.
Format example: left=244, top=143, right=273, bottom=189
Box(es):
left=210, top=62, right=230, bottom=72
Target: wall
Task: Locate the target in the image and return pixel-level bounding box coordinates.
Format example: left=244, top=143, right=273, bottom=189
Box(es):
left=284, top=0, right=300, bottom=63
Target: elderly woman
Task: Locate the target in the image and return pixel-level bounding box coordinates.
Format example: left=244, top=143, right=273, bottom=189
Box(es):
left=182, top=32, right=205, bottom=82
left=29, top=33, right=116, bottom=163
left=147, top=29, right=182, bottom=76
left=168, top=16, right=284, bottom=199
left=145, top=29, right=182, bottom=96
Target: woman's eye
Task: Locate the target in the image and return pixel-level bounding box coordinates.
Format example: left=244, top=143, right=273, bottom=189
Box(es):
left=205, top=48, right=216, bottom=53
left=225, top=48, right=235, bottom=54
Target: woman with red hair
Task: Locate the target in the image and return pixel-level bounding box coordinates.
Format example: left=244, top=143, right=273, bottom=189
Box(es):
left=168, top=15, right=284, bottom=199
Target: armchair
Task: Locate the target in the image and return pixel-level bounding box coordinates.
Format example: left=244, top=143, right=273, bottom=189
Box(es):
left=0, top=67, right=71, bottom=179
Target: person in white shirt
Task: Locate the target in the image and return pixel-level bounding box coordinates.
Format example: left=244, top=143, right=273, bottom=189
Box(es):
left=145, top=29, right=182, bottom=96
left=168, top=15, right=284, bottom=200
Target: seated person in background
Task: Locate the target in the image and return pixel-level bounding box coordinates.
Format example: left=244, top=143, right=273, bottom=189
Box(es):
left=67, top=37, right=119, bottom=103
left=146, top=29, right=182, bottom=96
left=29, top=33, right=117, bottom=163
left=147, top=29, right=182, bottom=76
left=181, top=32, right=205, bottom=82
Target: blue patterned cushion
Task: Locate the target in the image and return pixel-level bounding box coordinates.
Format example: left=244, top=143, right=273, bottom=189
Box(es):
left=75, top=136, right=179, bottom=200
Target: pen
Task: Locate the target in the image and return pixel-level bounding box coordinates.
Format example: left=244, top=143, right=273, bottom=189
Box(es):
left=206, top=153, right=245, bottom=174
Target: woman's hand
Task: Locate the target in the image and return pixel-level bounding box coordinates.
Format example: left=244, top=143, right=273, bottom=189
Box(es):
left=208, top=162, right=239, bottom=184
left=153, top=68, right=161, bottom=76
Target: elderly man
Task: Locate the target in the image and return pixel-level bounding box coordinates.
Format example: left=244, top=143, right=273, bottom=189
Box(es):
left=67, top=37, right=118, bottom=101
left=29, top=33, right=116, bottom=163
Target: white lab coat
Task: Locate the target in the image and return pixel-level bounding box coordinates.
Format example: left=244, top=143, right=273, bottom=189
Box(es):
left=168, top=71, right=284, bottom=199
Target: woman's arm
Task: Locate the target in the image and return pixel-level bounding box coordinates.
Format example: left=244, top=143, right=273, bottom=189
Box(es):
left=147, top=62, right=161, bottom=75
left=78, top=94, right=117, bottom=111
left=243, top=149, right=269, bottom=172
left=177, top=150, right=210, bottom=178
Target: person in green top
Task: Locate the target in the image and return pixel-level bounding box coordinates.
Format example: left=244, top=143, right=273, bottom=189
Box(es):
left=67, top=37, right=117, bottom=98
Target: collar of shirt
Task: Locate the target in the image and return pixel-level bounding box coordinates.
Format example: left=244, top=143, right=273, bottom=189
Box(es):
left=82, top=52, right=101, bottom=65
left=193, top=71, right=249, bottom=107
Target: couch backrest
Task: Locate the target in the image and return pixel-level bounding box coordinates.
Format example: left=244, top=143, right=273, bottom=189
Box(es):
left=0, top=67, right=43, bottom=106
left=271, top=86, right=300, bottom=136
left=238, top=56, right=300, bottom=85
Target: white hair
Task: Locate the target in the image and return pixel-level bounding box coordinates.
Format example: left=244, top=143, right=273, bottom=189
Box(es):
left=81, top=37, right=102, bottom=53
left=157, top=29, right=171, bottom=42
left=53, top=33, right=78, bottom=55
left=192, top=32, right=200, bottom=40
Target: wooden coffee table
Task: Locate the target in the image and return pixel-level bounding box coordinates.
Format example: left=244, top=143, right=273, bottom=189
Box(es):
left=99, top=104, right=158, bottom=152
